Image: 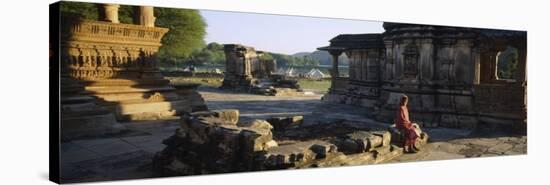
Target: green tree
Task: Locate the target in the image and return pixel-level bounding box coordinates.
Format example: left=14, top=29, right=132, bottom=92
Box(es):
left=185, top=42, right=226, bottom=66
left=206, top=42, right=224, bottom=50
left=155, top=8, right=206, bottom=60
left=259, top=52, right=274, bottom=61
left=59, top=1, right=98, bottom=20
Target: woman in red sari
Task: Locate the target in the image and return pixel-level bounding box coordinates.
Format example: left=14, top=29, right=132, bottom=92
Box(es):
left=395, top=95, right=420, bottom=153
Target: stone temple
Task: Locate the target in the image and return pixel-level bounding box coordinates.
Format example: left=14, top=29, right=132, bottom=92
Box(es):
left=221, top=44, right=302, bottom=96
left=318, top=22, right=527, bottom=130
left=221, top=44, right=276, bottom=88
left=59, top=4, right=206, bottom=139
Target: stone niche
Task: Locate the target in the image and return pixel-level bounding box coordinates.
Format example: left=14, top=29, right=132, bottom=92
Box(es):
left=152, top=109, right=428, bottom=176
left=59, top=8, right=207, bottom=138
left=318, top=22, right=527, bottom=131
left=221, top=44, right=303, bottom=96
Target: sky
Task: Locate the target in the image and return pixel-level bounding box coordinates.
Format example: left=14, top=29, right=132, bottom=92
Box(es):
left=200, top=10, right=384, bottom=55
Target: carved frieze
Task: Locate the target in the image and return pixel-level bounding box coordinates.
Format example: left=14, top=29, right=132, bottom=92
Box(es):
left=60, top=20, right=168, bottom=79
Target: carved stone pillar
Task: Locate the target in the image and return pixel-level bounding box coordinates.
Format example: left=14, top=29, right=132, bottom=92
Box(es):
left=135, top=6, right=156, bottom=27
left=516, top=49, right=527, bottom=84
left=99, top=4, right=120, bottom=23
left=473, top=48, right=481, bottom=85
left=329, top=51, right=342, bottom=78
left=489, top=51, right=498, bottom=81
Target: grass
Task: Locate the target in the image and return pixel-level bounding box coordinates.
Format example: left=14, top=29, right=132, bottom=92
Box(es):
left=166, top=76, right=223, bottom=88
left=298, top=79, right=331, bottom=92
left=166, top=76, right=331, bottom=92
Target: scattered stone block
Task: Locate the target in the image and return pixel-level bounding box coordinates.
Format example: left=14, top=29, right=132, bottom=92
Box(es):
left=238, top=119, right=274, bottom=131
left=309, top=143, right=338, bottom=159
left=371, top=130, right=392, bottom=147
left=265, top=140, right=279, bottom=149
left=241, top=128, right=274, bottom=152
left=261, top=140, right=332, bottom=169
left=191, top=109, right=240, bottom=125
left=267, top=116, right=304, bottom=131
left=335, top=131, right=383, bottom=154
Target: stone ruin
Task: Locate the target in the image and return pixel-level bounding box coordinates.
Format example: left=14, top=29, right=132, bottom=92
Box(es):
left=221, top=44, right=303, bottom=96
left=318, top=22, right=527, bottom=131
left=58, top=4, right=207, bottom=139
left=152, top=109, right=428, bottom=176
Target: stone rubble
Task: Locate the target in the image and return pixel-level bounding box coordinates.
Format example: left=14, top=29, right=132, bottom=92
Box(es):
left=152, top=110, right=429, bottom=176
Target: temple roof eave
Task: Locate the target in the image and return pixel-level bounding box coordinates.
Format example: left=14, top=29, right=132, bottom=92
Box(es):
left=317, top=46, right=347, bottom=51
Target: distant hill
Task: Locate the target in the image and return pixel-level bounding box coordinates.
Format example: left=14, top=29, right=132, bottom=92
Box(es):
left=292, top=52, right=311, bottom=58
left=292, top=50, right=349, bottom=66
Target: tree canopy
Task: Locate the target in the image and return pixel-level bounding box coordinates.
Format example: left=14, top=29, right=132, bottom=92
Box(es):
left=269, top=53, right=320, bottom=67
left=155, top=8, right=206, bottom=60
left=185, top=42, right=226, bottom=66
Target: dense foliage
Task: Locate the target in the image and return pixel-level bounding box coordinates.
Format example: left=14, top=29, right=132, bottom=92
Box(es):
left=269, top=52, right=320, bottom=67
left=184, top=42, right=226, bottom=66
left=497, top=46, right=519, bottom=79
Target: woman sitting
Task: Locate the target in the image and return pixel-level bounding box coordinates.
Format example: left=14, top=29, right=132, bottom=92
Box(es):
left=395, top=95, right=421, bottom=153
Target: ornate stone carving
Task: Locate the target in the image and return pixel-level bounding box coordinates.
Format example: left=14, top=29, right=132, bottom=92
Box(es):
left=402, top=44, right=419, bottom=78
left=60, top=19, right=168, bottom=79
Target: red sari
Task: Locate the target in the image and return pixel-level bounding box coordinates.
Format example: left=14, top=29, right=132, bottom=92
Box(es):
left=395, top=106, right=418, bottom=146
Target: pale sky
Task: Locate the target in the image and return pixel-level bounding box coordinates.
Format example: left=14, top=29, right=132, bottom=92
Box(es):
left=200, top=10, right=384, bottom=55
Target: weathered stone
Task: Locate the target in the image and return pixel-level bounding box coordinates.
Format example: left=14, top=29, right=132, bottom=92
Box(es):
left=310, top=143, right=338, bottom=159
left=487, top=143, right=514, bottom=154
left=371, top=130, right=392, bottom=147
left=372, top=145, right=391, bottom=158
left=154, top=115, right=279, bottom=175
left=267, top=116, right=303, bottom=131
left=265, top=140, right=279, bottom=149
left=191, top=109, right=240, bottom=125
left=318, top=23, right=526, bottom=131
left=238, top=119, right=273, bottom=131
left=261, top=141, right=328, bottom=169
left=333, top=131, right=386, bottom=154
left=60, top=17, right=206, bottom=122
left=61, top=94, right=125, bottom=140
left=221, top=44, right=302, bottom=96
left=387, top=124, right=428, bottom=147
left=241, top=128, right=274, bottom=152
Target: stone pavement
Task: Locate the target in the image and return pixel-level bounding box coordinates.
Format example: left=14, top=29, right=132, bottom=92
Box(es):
left=389, top=129, right=527, bottom=163
left=59, top=86, right=527, bottom=183
left=59, top=120, right=180, bottom=183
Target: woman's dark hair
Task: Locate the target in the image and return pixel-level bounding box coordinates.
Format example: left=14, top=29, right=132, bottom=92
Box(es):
left=399, top=95, right=408, bottom=106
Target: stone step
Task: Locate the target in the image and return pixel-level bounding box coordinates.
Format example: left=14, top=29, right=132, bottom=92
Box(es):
left=80, top=78, right=170, bottom=87
left=93, top=91, right=180, bottom=103
left=111, top=99, right=195, bottom=115
left=83, top=86, right=175, bottom=94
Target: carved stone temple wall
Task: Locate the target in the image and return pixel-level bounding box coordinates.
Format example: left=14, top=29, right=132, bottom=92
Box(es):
left=319, top=23, right=527, bottom=131
left=222, top=44, right=277, bottom=88
left=221, top=44, right=258, bottom=88
left=59, top=4, right=207, bottom=139
left=221, top=44, right=277, bottom=89
left=220, top=44, right=303, bottom=96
